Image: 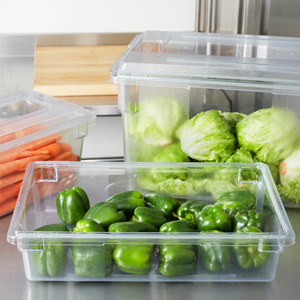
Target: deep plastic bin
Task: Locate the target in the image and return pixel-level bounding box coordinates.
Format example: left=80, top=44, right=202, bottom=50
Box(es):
left=0, top=90, right=96, bottom=216
left=7, top=161, right=295, bottom=282
left=109, top=31, right=300, bottom=208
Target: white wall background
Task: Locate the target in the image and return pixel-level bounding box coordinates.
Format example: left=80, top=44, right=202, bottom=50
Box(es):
left=0, top=0, right=197, bottom=34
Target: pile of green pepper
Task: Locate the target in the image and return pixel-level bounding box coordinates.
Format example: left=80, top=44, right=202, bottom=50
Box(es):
left=32, top=187, right=271, bottom=278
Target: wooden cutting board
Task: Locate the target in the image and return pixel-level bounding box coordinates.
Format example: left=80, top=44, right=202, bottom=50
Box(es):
left=34, top=45, right=127, bottom=97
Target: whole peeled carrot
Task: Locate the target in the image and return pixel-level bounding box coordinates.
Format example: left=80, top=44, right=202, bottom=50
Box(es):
left=58, top=143, right=72, bottom=153
left=0, top=181, right=22, bottom=204
left=39, top=143, right=62, bottom=157
left=0, top=197, right=18, bottom=217
left=48, top=151, right=71, bottom=161
left=0, top=172, right=25, bottom=189
left=21, top=136, right=61, bottom=152
left=64, top=153, right=78, bottom=161
left=0, top=154, right=51, bottom=178
left=0, top=150, right=50, bottom=164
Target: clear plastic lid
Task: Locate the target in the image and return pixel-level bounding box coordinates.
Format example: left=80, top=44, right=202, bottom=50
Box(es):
left=110, top=31, right=300, bottom=89
left=0, top=90, right=96, bottom=158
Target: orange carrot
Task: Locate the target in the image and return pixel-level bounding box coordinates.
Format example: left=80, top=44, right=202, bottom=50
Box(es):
left=21, top=137, right=60, bottom=152
left=58, top=143, right=72, bottom=153
left=38, top=143, right=62, bottom=157
left=0, top=181, right=22, bottom=204
left=0, top=133, right=16, bottom=145
left=0, top=197, right=18, bottom=217
left=48, top=151, right=71, bottom=161
left=0, top=172, right=25, bottom=189
left=64, top=153, right=78, bottom=161
left=0, top=154, right=51, bottom=178
left=0, top=150, right=49, bottom=164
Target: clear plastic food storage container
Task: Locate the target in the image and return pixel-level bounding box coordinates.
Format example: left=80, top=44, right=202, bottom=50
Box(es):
left=109, top=31, right=300, bottom=208
left=0, top=90, right=96, bottom=217
left=7, top=161, right=295, bottom=282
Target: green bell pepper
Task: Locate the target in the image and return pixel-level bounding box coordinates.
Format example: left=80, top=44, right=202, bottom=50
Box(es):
left=195, top=204, right=232, bottom=232
left=216, top=190, right=256, bottom=210
left=233, top=226, right=271, bottom=269
left=196, top=230, right=231, bottom=272
left=84, top=202, right=126, bottom=230
left=108, top=221, right=158, bottom=232
left=106, top=190, right=144, bottom=220
left=144, top=193, right=181, bottom=218
left=233, top=210, right=265, bottom=232
left=72, top=220, right=113, bottom=278
left=159, top=220, right=198, bottom=233
left=215, top=200, right=248, bottom=221
left=177, top=200, right=207, bottom=224
left=73, top=219, right=105, bottom=233
left=56, top=186, right=90, bottom=225
left=107, top=190, right=142, bottom=201
left=131, top=207, right=167, bottom=230
left=158, top=244, right=196, bottom=277
left=33, top=224, right=69, bottom=277
left=113, top=244, right=154, bottom=275
left=72, top=244, right=114, bottom=278
left=158, top=218, right=197, bottom=276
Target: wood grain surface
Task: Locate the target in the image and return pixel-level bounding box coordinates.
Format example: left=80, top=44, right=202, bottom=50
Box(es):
left=34, top=45, right=127, bottom=97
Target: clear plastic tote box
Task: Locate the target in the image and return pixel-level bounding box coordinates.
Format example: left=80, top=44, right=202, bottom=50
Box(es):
left=109, top=31, right=300, bottom=208
left=7, top=161, right=295, bottom=282
left=0, top=90, right=96, bottom=216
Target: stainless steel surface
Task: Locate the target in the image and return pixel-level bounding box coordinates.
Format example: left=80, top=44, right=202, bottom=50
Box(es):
left=81, top=115, right=124, bottom=160
left=238, top=0, right=262, bottom=35
left=195, top=0, right=201, bottom=32
left=59, top=95, right=123, bottom=161
left=199, top=0, right=300, bottom=37
left=84, top=105, right=120, bottom=116
left=204, top=0, right=213, bottom=33
left=259, top=0, right=271, bottom=36
left=268, top=0, right=300, bottom=37
left=1, top=208, right=299, bottom=300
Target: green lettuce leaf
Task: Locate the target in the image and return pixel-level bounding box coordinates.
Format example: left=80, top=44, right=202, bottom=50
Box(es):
left=236, top=107, right=300, bottom=164
left=278, top=149, right=300, bottom=205
left=176, top=110, right=236, bottom=162
left=226, top=148, right=256, bottom=163
left=221, top=111, right=247, bottom=135
left=127, top=97, right=187, bottom=146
